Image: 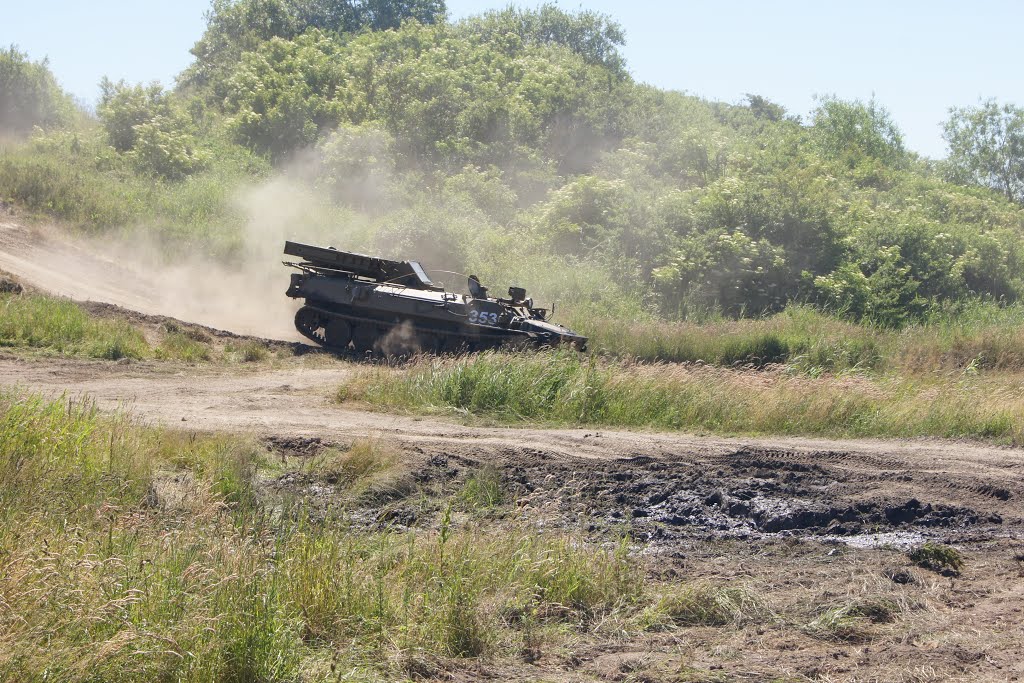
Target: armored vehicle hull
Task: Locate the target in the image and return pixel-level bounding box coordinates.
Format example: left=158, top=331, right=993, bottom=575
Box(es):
left=284, top=241, right=587, bottom=354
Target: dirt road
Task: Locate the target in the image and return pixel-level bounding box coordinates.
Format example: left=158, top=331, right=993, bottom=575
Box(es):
left=4, top=353, right=1022, bottom=544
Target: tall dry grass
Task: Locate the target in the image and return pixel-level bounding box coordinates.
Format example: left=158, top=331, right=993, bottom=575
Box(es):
left=345, top=349, right=1024, bottom=443
left=571, top=303, right=1024, bottom=374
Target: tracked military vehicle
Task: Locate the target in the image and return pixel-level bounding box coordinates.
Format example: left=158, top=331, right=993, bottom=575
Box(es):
left=283, top=241, right=587, bottom=354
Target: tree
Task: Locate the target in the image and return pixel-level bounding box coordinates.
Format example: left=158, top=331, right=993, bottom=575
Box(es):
left=744, top=94, right=785, bottom=122
left=354, top=0, right=446, bottom=31
left=98, top=79, right=174, bottom=151
left=812, top=95, right=906, bottom=168
left=182, top=0, right=446, bottom=94
left=943, top=99, right=1024, bottom=204
left=222, top=31, right=345, bottom=160
left=0, top=46, right=73, bottom=134
left=97, top=79, right=205, bottom=178
left=457, top=3, right=626, bottom=75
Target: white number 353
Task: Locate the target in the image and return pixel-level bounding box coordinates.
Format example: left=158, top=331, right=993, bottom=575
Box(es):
left=469, top=310, right=499, bottom=325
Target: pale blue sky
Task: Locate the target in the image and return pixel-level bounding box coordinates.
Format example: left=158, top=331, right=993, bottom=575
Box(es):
left=4, top=1, right=1021, bottom=158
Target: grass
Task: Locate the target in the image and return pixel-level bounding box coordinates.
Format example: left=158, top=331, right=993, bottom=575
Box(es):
left=803, top=598, right=903, bottom=642
left=457, top=465, right=508, bottom=510
left=155, top=330, right=212, bottom=362
left=238, top=339, right=269, bottom=362
left=344, top=349, right=1024, bottom=443
left=0, top=292, right=148, bottom=359
left=572, top=305, right=882, bottom=370
left=640, top=584, right=767, bottom=630
left=311, top=439, right=412, bottom=501
left=0, top=392, right=655, bottom=681
left=909, top=542, right=965, bottom=574
left=572, top=302, right=1024, bottom=374
left=0, top=292, right=291, bottom=365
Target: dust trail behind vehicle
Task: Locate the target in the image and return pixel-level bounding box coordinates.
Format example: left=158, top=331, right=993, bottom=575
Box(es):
left=0, top=219, right=301, bottom=340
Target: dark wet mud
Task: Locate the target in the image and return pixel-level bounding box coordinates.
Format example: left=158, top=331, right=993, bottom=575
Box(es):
left=266, top=441, right=1015, bottom=549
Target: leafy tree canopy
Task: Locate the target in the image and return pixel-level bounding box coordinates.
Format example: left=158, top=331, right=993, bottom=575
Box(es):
left=220, top=17, right=635, bottom=166
left=97, top=79, right=206, bottom=178
left=943, top=99, right=1024, bottom=204
left=456, top=3, right=626, bottom=75
left=812, top=95, right=906, bottom=169
left=182, top=0, right=446, bottom=94
left=6, top=6, right=1024, bottom=328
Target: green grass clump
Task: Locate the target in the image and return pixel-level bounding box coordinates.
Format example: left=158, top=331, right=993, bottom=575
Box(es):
left=0, top=293, right=148, bottom=359
left=239, top=340, right=269, bottom=362
left=457, top=465, right=508, bottom=510
left=640, top=584, right=766, bottom=629
left=804, top=598, right=902, bottom=642
left=345, top=349, right=1024, bottom=443
left=908, top=542, right=965, bottom=574
left=155, top=331, right=212, bottom=361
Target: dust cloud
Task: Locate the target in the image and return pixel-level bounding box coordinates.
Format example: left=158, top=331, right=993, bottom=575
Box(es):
left=0, top=171, right=368, bottom=341
left=375, top=320, right=420, bottom=356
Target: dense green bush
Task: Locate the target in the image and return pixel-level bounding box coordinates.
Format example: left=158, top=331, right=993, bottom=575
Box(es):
left=97, top=79, right=207, bottom=178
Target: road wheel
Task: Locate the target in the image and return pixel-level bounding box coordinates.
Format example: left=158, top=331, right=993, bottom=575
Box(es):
left=417, top=332, right=442, bottom=355
left=325, top=319, right=352, bottom=348
left=294, top=307, right=326, bottom=343
left=352, top=325, right=378, bottom=353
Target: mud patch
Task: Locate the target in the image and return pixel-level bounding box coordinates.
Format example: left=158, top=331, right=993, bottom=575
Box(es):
left=494, top=447, right=1007, bottom=547
left=262, top=443, right=1010, bottom=549
left=263, top=435, right=332, bottom=457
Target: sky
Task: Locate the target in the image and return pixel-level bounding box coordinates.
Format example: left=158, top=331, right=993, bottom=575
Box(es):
left=4, top=0, right=1021, bottom=159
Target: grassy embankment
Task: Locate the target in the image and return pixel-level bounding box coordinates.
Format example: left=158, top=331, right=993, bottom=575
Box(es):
left=0, top=292, right=148, bottom=359
left=0, top=291, right=272, bottom=362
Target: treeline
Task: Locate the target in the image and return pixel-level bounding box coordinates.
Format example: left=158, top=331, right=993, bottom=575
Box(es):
left=2, top=2, right=1024, bottom=327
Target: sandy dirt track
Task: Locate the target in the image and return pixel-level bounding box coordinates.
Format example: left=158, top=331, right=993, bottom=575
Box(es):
left=4, top=353, right=1023, bottom=541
